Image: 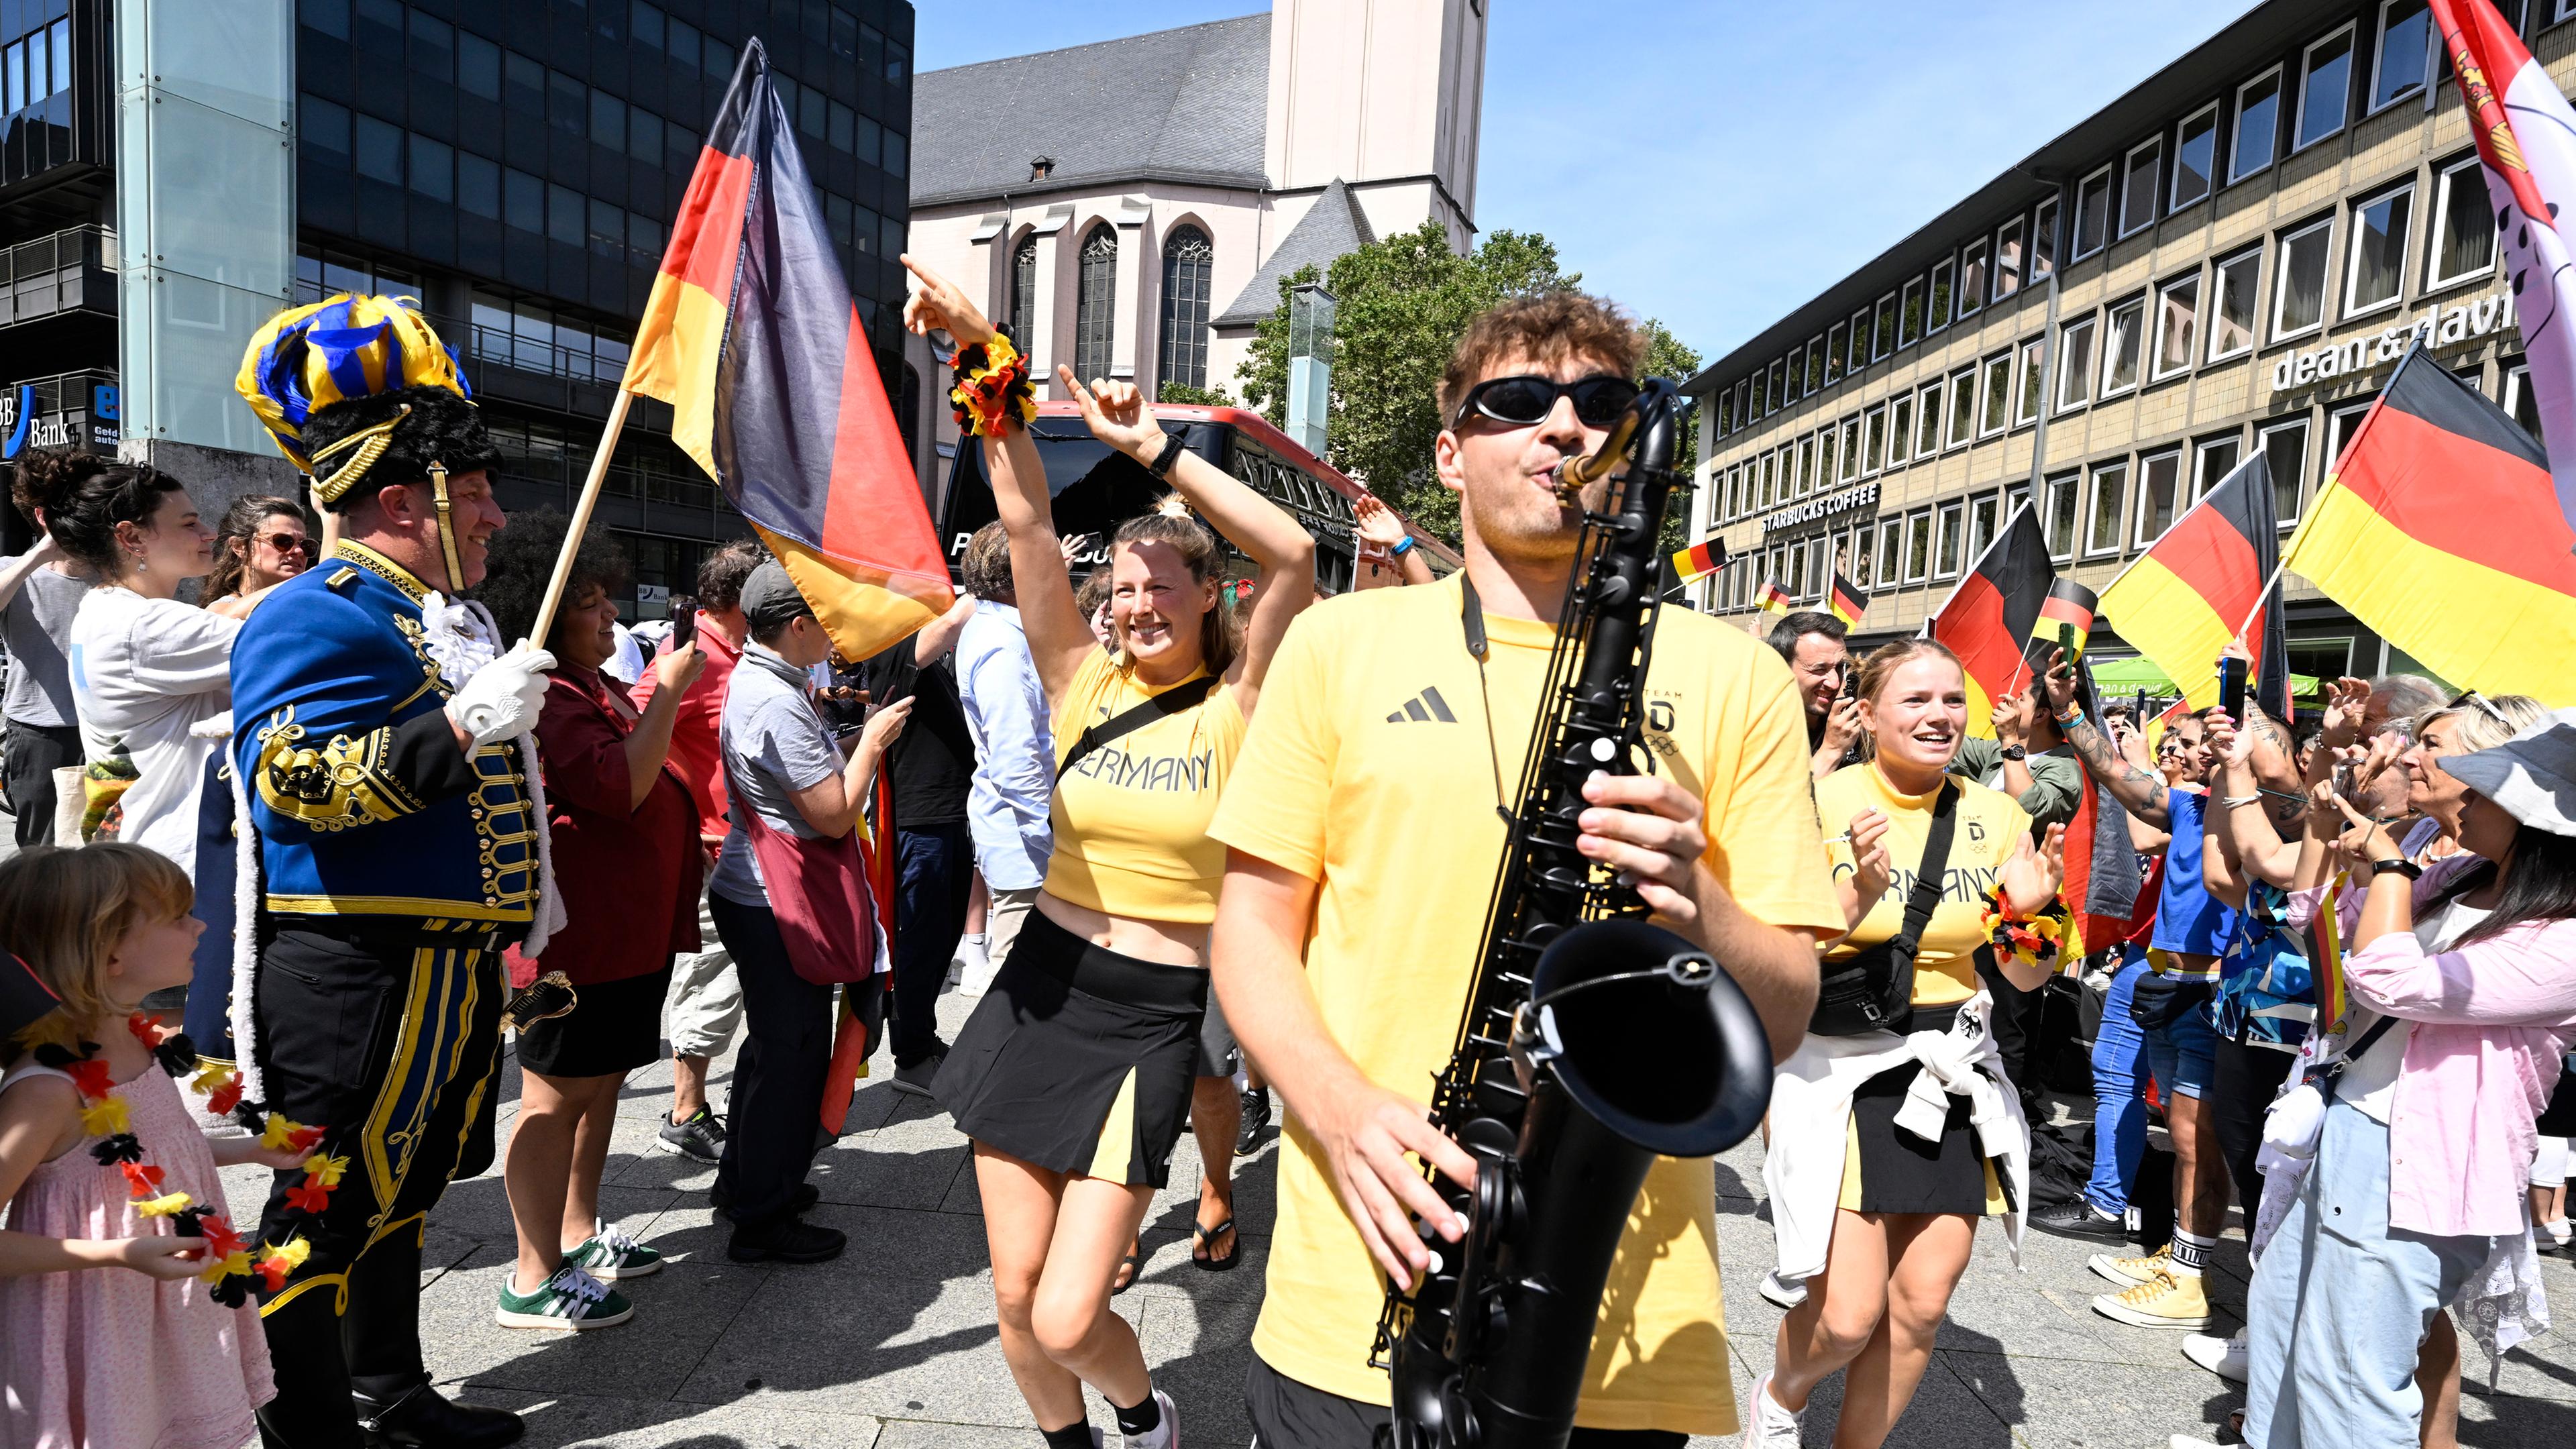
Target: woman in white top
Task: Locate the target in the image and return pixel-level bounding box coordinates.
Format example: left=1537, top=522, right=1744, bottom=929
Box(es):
left=32, top=456, right=248, bottom=879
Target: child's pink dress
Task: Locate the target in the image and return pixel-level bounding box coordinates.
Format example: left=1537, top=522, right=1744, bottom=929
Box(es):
left=1, top=1057, right=274, bottom=1449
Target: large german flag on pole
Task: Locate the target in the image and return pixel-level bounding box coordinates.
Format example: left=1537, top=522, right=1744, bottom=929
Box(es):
left=2284, top=343, right=2576, bottom=702
left=2098, top=454, right=2292, bottom=717
left=1927, top=502, right=2051, bottom=737
left=623, top=39, right=951, bottom=661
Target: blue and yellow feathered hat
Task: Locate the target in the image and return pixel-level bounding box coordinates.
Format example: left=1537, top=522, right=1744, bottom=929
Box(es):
left=235, top=293, right=472, bottom=487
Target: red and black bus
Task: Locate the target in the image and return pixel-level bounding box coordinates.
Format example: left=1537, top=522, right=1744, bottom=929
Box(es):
left=937, top=402, right=1457, bottom=593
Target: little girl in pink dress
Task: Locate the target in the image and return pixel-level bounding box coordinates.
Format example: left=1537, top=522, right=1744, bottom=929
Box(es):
left=0, top=845, right=297, bottom=1449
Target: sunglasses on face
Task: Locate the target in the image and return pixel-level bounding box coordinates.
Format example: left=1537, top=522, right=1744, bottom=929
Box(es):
left=1449, top=374, right=1640, bottom=431
left=2447, top=689, right=2511, bottom=730
left=260, top=533, right=311, bottom=555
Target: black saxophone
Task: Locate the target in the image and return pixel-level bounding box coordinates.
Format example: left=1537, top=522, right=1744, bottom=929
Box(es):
left=1374, top=378, right=1775, bottom=1449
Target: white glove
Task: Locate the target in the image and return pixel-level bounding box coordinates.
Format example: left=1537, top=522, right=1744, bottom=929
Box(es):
left=445, top=641, right=556, bottom=748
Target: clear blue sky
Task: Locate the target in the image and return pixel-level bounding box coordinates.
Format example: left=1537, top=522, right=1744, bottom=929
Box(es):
left=915, top=1, right=2265, bottom=366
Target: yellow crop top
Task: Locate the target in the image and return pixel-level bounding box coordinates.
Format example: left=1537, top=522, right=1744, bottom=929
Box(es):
left=1044, top=648, right=1249, bottom=924
left=1815, top=761, right=2030, bottom=1006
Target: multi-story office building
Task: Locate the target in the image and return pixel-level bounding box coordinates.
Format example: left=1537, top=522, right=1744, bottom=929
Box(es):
left=1686, top=0, right=2557, bottom=688
left=0, top=0, right=921, bottom=610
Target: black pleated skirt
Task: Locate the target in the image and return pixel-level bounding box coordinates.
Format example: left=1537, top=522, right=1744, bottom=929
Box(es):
left=1839, top=1002, right=2011, bottom=1218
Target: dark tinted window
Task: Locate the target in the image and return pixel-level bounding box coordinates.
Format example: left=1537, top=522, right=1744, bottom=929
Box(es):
left=303, top=0, right=350, bottom=40
left=458, top=33, right=500, bottom=101
left=505, top=166, right=543, bottom=231
left=409, top=133, right=452, bottom=200
left=548, top=70, right=585, bottom=136
left=549, top=183, right=585, bottom=246
left=356, top=114, right=403, bottom=184
left=504, top=51, right=543, bottom=113
left=458, top=152, right=500, bottom=218
left=590, top=89, right=625, bottom=151
left=407, top=12, right=451, bottom=80
left=301, top=93, right=352, bottom=159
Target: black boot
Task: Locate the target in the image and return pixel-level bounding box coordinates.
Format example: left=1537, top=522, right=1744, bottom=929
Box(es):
left=353, top=1381, right=525, bottom=1449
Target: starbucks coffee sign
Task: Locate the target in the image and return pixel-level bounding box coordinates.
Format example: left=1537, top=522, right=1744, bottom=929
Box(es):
left=1763, top=480, right=1879, bottom=535
left=2270, top=289, right=2517, bottom=391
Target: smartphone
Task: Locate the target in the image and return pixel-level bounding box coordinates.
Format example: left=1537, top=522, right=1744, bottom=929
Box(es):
left=2334, top=759, right=2357, bottom=801
left=2057, top=621, right=2078, bottom=662
left=669, top=595, right=698, bottom=649
left=2218, top=655, right=2249, bottom=722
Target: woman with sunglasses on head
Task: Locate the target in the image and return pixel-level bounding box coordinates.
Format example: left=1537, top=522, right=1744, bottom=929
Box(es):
left=902, top=255, right=1316, bottom=1449
left=2239, top=708, right=2576, bottom=1449
left=200, top=494, right=313, bottom=618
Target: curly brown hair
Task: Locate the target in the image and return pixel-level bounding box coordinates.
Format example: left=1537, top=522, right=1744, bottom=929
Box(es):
left=1438, top=291, right=1646, bottom=426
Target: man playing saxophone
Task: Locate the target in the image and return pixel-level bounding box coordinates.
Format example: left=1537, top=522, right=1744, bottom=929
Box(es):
left=1209, top=292, right=1841, bottom=1447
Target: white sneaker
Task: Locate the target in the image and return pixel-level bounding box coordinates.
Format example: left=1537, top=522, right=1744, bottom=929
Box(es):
left=1118, top=1388, right=1177, bottom=1449
left=957, top=934, right=999, bottom=998
left=1737, top=1372, right=1802, bottom=1448
left=2182, top=1328, right=2249, bottom=1383
left=1757, top=1272, right=1807, bottom=1309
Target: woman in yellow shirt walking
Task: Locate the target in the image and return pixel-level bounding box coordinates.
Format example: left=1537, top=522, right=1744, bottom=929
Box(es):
left=904, top=256, right=1316, bottom=1449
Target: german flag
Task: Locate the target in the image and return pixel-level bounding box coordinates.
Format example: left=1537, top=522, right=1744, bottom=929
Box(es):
left=2100, top=454, right=2292, bottom=716
left=2306, top=876, right=2348, bottom=1036
left=1756, top=578, right=1792, bottom=614
left=2284, top=343, right=2576, bottom=702
left=1928, top=504, right=2051, bottom=736
left=1828, top=571, right=1869, bottom=627
left=1670, top=535, right=1726, bottom=584
left=623, top=39, right=951, bottom=661
left=2027, top=577, right=2099, bottom=664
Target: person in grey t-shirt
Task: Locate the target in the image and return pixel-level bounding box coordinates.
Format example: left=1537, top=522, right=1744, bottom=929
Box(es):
left=0, top=460, right=96, bottom=847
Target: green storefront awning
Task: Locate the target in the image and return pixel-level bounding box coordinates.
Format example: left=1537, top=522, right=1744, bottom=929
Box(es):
left=2084, top=654, right=2321, bottom=700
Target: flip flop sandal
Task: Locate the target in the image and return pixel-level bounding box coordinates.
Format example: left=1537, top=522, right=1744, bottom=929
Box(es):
left=1193, top=1218, right=1240, bottom=1273
left=1112, top=1239, right=1142, bottom=1295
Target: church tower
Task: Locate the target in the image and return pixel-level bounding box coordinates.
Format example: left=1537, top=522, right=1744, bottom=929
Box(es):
left=1263, top=0, right=1487, bottom=250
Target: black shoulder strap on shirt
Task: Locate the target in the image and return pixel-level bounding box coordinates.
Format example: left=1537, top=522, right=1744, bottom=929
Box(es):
left=1059, top=676, right=1220, bottom=777
left=1888, top=779, right=1963, bottom=980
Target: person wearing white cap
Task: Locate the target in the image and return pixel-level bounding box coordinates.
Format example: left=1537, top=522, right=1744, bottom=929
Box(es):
left=2241, top=708, right=2576, bottom=1449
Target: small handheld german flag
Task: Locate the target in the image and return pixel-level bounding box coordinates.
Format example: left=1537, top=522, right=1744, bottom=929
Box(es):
left=1670, top=536, right=1726, bottom=586
left=2026, top=578, right=2099, bottom=666
left=1756, top=578, right=1793, bottom=615
left=1827, top=571, right=1870, bottom=627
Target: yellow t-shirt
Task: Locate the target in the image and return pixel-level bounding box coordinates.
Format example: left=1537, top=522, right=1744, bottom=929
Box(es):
left=1206, top=575, right=1843, bottom=1436
left=1813, top=763, right=2031, bottom=1006
left=1044, top=647, right=1248, bottom=924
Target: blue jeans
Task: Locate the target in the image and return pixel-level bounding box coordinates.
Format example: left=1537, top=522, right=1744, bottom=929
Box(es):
left=2086, top=952, right=2149, bottom=1216
left=891, top=822, right=973, bottom=1068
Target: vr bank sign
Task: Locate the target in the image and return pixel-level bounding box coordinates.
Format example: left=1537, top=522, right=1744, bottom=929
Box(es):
left=2271, top=289, right=2517, bottom=390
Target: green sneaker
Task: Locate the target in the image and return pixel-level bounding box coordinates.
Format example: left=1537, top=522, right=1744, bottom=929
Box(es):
left=565, top=1220, right=662, bottom=1281
left=494, top=1264, right=633, bottom=1330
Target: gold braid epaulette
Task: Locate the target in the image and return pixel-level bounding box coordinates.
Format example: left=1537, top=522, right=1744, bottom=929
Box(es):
left=950, top=335, right=1037, bottom=438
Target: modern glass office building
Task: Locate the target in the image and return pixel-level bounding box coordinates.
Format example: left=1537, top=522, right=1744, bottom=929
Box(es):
left=0, top=0, right=919, bottom=610
left=1684, top=0, right=2558, bottom=687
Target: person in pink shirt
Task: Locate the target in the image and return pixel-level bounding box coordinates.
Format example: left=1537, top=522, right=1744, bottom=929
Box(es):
left=2244, top=707, right=2576, bottom=1448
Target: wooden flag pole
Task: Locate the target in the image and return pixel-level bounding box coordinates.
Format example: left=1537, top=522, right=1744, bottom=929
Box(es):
left=2232, top=560, right=2288, bottom=645
left=527, top=387, right=637, bottom=648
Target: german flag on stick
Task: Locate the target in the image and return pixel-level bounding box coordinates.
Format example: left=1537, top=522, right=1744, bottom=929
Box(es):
left=1927, top=502, right=2051, bottom=737
left=2099, top=454, right=2291, bottom=716
left=2284, top=343, right=2576, bottom=703
left=1827, top=571, right=1870, bottom=627
left=1756, top=578, right=1792, bottom=615
left=1670, top=535, right=1726, bottom=585
left=2027, top=577, right=2098, bottom=665
left=615, top=39, right=953, bottom=661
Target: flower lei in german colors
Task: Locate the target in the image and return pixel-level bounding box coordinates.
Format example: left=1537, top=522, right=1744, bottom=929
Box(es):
left=36, top=1014, right=342, bottom=1307
left=1978, top=888, right=2072, bottom=973
left=949, top=334, right=1037, bottom=438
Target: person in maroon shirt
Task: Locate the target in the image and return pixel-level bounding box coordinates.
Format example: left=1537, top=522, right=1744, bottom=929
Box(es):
left=647, top=540, right=764, bottom=1164
left=473, top=513, right=706, bottom=1329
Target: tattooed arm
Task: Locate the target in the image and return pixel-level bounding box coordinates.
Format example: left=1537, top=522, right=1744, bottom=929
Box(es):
left=2039, top=645, right=2172, bottom=828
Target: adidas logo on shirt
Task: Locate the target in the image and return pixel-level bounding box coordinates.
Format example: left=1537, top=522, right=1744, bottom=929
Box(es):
left=1385, top=686, right=1458, bottom=724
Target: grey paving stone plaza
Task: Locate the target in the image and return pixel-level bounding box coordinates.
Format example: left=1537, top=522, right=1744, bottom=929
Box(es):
left=211, top=991, right=2576, bottom=1449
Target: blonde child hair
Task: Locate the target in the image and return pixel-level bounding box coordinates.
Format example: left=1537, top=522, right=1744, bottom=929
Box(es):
left=0, top=845, right=195, bottom=1067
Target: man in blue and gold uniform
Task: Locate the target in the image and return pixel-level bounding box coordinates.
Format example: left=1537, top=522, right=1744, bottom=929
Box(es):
left=231, top=298, right=553, bottom=1449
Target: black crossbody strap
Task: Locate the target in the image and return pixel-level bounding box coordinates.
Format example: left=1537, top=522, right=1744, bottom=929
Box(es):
left=1886, top=780, right=1962, bottom=981
left=1059, top=675, right=1220, bottom=777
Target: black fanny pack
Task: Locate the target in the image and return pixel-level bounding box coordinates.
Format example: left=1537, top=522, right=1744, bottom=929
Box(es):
left=1811, top=780, right=1957, bottom=1038
left=2127, top=969, right=2216, bottom=1032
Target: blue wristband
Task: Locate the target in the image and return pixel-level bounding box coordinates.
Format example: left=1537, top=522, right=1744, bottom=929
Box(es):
left=1389, top=535, right=1415, bottom=557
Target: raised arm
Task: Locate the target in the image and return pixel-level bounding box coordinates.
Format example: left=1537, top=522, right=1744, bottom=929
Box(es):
left=2040, top=646, right=2170, bottom=826
left=1056, top=369, right=1316, bottom=718
left=0, top=533, right=64, bottom=613
left=2206, top=712, right=2300, bottom=889
left=900, top=255, right=1096, bottom=706
left=1354, top=492, right=1433, bottom=587
left=913, top=593, right=976, bottom=666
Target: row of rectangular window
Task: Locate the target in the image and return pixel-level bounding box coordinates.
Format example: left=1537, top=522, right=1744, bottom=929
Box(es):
left=1711, top=0, right=2527, bottom=441
left=0, top=13, right=66, bottom=117
left=307, top=0, right=909, bottom=178
left=310, top=0, right=911, bottom=87
left=1712, top=148, right=2502, bottom=526
left=302, top=93, right=906, bottom=274
left=1708, top=360, right=2545, bottom=616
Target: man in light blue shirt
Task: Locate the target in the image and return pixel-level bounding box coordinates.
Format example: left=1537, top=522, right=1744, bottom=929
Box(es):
left=951, top=523, right=1054, bottom=996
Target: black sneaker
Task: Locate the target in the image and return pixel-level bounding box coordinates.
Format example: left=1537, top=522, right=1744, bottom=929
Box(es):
left=2030, top=1197, right=2130, bottom=1242
left=727, top=1215, right=846, bottom=1265
left=656, top=1106, right=724, bottom=1164
left=1237, top=1086, right=1273, bottom=1155
left=890, top=1051, right=946, bottom=1098
left=709, top=1180, right=820, bottom=1221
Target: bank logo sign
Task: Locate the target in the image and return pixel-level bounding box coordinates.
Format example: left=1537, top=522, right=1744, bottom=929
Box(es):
left=2271, top=289, right=2518, bottom=391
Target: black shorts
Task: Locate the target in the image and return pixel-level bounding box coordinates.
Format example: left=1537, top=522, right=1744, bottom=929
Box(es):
left=934, top=906, right=1205, bottom=1187
left=1243, top=1354, right=1683, bottom=1449
left=515, top=965, right=675, bottom=1079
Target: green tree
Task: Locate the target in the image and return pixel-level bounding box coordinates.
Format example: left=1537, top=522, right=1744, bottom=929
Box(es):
left=1157, top=380, right=1236, bottom=407
left=1638, top=317, right=1703, bottom=557
left=1233, top=222, right=1703, bottom=550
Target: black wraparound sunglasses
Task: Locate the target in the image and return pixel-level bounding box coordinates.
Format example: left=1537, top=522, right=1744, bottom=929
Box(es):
left=1449, top=374, right=1640, bottom=431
